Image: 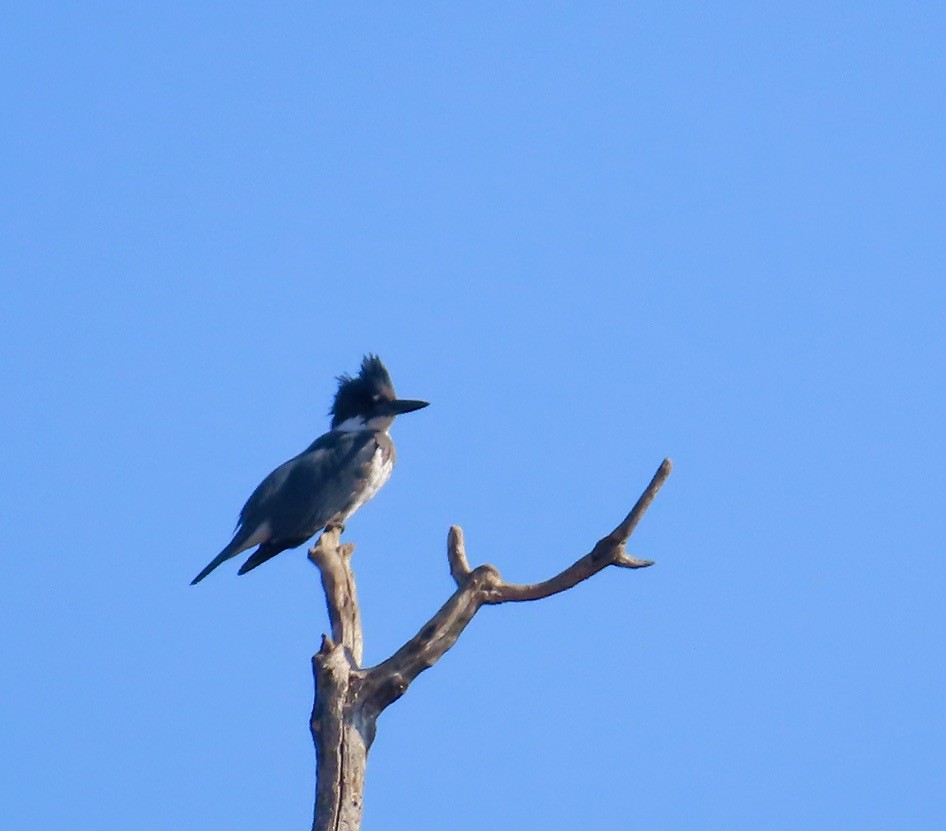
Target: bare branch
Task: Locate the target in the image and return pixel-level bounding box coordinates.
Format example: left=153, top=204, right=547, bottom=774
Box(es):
left=447, top=525, right=471, bottom=586
left=309, top=528, right=363, bottom=667
left=307, top=531, right=370, bottom=831
left=603, top=457, right=673, bottom=546
left=493, top=457, right=672, bottom=602
left=362, top=458, right=672, bottom=707
left=305, top=457, right=672, bottom=831
left=362, top=565, right=501, bottom=710
left=310, top=644, right=368, bottom=831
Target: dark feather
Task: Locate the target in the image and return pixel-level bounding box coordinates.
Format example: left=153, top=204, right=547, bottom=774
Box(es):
left=242, top=431, right=377, bottom=540
left=191, top=430, right=381, bottom=582
left=330, top=354, right=396, bottom=428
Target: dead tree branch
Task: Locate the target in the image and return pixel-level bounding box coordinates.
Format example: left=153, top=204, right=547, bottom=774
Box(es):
left=307, top=457, right=672, bottom=831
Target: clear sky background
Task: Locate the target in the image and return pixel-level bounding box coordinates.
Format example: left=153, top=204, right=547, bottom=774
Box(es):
left=2, top=3, right=944, bottom=830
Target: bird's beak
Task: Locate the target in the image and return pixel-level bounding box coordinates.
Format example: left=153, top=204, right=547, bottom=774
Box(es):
left=387, top=398, right=430, bottom=415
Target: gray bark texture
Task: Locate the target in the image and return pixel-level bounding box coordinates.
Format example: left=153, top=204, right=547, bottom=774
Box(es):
left=307, top=458, right=672, bottom=831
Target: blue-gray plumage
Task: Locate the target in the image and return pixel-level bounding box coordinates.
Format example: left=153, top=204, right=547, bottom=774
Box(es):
left=191, top=355, right=428, bottom=584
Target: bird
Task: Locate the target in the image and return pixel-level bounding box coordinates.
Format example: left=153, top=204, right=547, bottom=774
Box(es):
left=191, top=355, right=428, bottom=584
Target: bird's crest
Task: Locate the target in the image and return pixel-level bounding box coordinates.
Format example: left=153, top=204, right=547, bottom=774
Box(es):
left=330, top=354, right=396, bottom=427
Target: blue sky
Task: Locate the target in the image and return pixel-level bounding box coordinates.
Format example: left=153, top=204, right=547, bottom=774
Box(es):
left=2, top=3, right=944, bottom=829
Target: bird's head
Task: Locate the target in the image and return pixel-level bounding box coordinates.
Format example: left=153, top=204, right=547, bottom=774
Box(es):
left=330, top=355, right=429, bottom=432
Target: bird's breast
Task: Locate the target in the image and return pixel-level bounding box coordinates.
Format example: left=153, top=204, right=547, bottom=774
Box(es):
left=365, top=443, right=395, bottom=493
left=340, top=441, right=395, bottom=522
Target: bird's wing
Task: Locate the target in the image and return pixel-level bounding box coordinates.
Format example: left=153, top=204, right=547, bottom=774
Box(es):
left=238, top=430, right=378, bottom=542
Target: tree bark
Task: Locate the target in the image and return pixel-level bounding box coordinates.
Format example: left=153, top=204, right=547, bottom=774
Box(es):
left=307, top=458, right=672, bottom=831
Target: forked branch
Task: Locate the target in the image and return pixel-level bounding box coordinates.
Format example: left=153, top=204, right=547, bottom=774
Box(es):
left=362, top=458, right=672, bottom=706
left=308, top=457, right=672, bottom=831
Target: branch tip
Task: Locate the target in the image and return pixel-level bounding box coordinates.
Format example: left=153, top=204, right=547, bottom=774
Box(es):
left=607, top=457, right=673, bottom=545
left=447, top=525, right=472, bottom=585
left=615, top=555, right=655, bottom=569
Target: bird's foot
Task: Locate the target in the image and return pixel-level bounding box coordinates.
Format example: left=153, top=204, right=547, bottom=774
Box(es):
left=325, top=520, right=346, bottom=534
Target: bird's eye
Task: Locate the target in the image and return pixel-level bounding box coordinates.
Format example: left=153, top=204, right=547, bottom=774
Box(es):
left=371, top=394, right=381, bottom=403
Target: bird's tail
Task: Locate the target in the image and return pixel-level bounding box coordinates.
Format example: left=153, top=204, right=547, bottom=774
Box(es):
left=236, top=541, right=287, bottom=575
left=190, top=538, right=245, bottom=585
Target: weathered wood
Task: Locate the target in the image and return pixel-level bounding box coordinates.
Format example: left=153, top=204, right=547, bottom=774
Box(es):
left=309, top=529, right=362, bottom=666
left=306, top=458, right=672, bottom=831
left=308, top=531, right=370, bottom=831
left=310, top=640, right=368, bottom=831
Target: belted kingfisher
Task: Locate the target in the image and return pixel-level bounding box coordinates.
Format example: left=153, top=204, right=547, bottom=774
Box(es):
left=191, top=355, right=428, bottom=584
